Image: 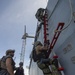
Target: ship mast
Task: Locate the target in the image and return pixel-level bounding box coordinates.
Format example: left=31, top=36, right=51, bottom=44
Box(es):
left=20, top=25, right=35, bottom=65
left=20, top=25, right=26, bottom=64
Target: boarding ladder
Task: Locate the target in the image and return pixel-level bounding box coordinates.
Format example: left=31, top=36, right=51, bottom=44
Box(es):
left=43, top=9, right=65, bottom=75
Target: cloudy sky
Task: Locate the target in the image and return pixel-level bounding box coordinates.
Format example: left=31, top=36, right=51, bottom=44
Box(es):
left=0, top=0, right=48, bottom=74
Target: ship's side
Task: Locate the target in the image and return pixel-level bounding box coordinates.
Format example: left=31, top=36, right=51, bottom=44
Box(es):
left=29, top=0, right=75, bottom=75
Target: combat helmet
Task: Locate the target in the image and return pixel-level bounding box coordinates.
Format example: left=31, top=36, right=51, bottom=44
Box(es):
left=19, top=62, right=23, bottom=66
left=6, top=49, right=15, bottom=55
left=34, top=41, right=43, bottom=47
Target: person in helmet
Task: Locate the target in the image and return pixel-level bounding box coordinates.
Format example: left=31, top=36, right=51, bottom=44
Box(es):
left=15, top=62, right=24, bottom=75
left=35, top=8, right=45, bottom=22
left=34, top=41, right=52, bottom=75
left=0, top=49, right=16, bottom=75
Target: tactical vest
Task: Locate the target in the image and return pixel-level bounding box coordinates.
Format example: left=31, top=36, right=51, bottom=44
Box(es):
left=37, top=50, right=48, bottom=60
left=0, top=55, right=15, bottom=70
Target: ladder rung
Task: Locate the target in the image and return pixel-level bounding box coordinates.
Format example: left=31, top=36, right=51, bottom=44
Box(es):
left=58, top=67, right=64, bottom=71
left=53, top=55, right=58, bottom=58
left=46, top=33, right=49, bottom=35
left=46, top=28, right=48, bottom=30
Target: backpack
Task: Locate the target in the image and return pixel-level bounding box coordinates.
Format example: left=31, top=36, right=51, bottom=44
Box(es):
left=0, top=56, right=8, bottom=69
left=32, top=50, right=39, bottom=62
left=32, top=49, right=49, bottom=62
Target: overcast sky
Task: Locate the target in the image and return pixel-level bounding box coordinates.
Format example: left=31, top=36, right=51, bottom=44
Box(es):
left=0, top=0, right=48, bottom=74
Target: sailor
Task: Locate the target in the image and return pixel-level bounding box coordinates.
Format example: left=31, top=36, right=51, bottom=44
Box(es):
left=0, top=49, right=16, bottom=75
left=34, top=41, right=52, bottom=75
left=35, top=8, right=45, bottom=22
left=15, top=62, right=24, bottom=75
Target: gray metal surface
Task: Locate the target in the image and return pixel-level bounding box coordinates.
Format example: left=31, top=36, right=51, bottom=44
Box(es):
left=29, top=0, right=75, bottom=75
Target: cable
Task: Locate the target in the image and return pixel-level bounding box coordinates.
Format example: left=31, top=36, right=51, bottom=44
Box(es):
left=55, top=0, right=73, bottom=32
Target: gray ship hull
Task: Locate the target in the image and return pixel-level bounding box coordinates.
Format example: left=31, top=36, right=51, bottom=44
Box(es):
left=29, top=0, right=75, bottom=75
